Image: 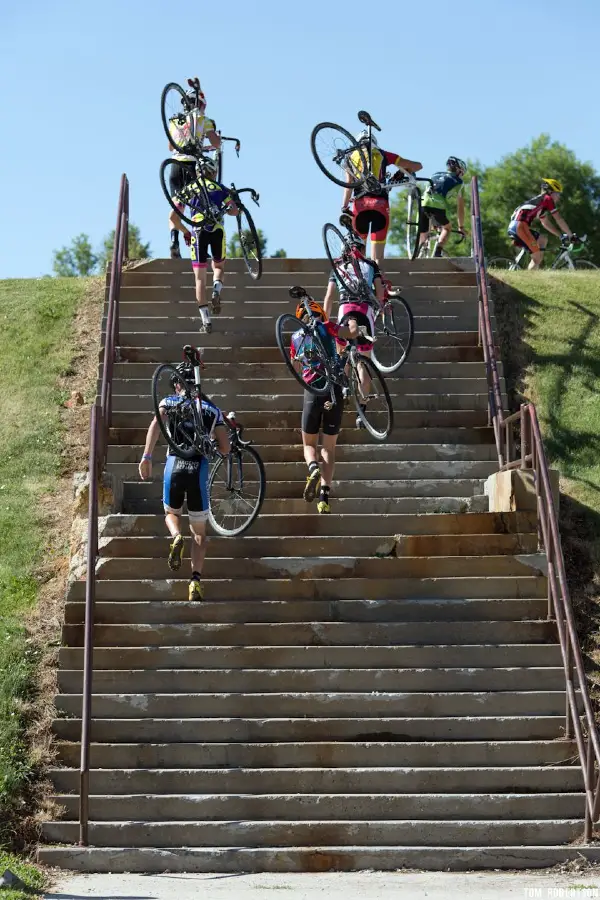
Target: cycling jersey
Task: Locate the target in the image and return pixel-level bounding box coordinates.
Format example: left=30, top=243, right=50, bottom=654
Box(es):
left=350, top=147, right=403, bottom=183
left=290, top=322, right=336, bottom=387
left=169, top=112, right=216, bottom=162
left=186, top=179, right=233, bottom=230
left=511, top=193, right=557, bottom=225
left=329, top=259, right=381, bottom=297
left=159, top=394, right=224, bottom=458
left=422, top=172, right=464, bottom=210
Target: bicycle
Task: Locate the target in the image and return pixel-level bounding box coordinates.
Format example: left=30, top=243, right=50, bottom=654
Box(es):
left=416, top=220, right=467, bottom=259
left=275, top=287, right=394, bottom=442
left=323, top=219, right=414, bottom=374
left=489, top=234, right=597, bottom=271
left=151, top=344, right=266, bottom=536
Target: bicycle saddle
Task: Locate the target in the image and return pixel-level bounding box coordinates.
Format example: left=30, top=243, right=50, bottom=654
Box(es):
left=357, top=110, right=381, bottom=131
left=289, top=285, right=307, bottom=300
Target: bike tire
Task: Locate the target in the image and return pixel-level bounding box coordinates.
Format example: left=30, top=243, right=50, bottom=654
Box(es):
left=159, top=158, right=203, bottom=229
left=406, top=187, right=421, bottom=260
left=275, top=314, right=332, bottom=397
left=488, top=257, right=518, bottom=270
left=151, top=364, right=205, bottom=460
left=350, top=354, right=393, bottom=441
left=208, top=444, right=266, bottom=537
left=573, top=259, right=598, bottom=270
left=161, top=82, right=200, bottom=155
left=322, top=223, right=365, bottom=294
left=371, top=296, right=414, bottom=374
left=310, top=122, right=368, bottom=188
left=236, top=204, right=263, bottom=280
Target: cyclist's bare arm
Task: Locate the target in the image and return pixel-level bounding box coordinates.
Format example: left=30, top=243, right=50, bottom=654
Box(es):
left=374, top=276, right=384, bottom=302
left=549, top=211, right=572, bottom=238
left=139, top=414, right=164, bottom=479
left=539, top=214, right=563, bottom=238
left=214, top=423, right=231, bottom=455
left=323, top=281, right=337, bottom=320
left=396, top=156, right=423, bottom=174
left=206, top=129, right=222, bottom=149
left=457, top=193, right=466, bottom=232
left=342, top=171, right=353, bottom=210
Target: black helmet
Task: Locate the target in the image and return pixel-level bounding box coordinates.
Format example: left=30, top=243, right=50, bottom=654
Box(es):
left=170, top=363, right=194, bottom=390
left=447, top=156, right=467, bottom=175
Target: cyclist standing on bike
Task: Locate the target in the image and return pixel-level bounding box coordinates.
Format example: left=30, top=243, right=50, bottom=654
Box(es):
left=342, top=131, right=422, bottom=266
left=167, top=79, right=221, bottom=260
left=418, top=157, right=467, bottom=256
left=507, top=179, right=576, bottom=270
left=138, top=365, right=230, bottom=601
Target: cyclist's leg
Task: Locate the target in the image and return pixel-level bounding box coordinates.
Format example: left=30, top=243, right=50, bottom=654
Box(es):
left=209, top=228, right=226, bottom=314
left=302, top=392, right=323, bottom=502
left=514, top=222, right=542, bottom=269
left=366, top=199, right=390, bottom=267
left=168, top=162, right=194, bottom=257
left=163, top=456, right=186, bottom=569
left=433, top=210, right=451, bottom=254
left=191, top=229, right=212, bottom=331
left=318, top=390, right=343, bottom=513
left=187, top=459, right=210, bottom=600
left=418, top=206, right=432, bottom=247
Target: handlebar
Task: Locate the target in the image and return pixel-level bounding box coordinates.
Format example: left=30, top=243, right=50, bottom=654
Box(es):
left=220, top=135, right=241, bottom=156
left=234, top=186, right=260, bottom=206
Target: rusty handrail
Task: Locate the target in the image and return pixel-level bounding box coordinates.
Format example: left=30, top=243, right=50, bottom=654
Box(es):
left=471, top=176, right=600, bottom=840
left=79, top=174, right=129, bottom=845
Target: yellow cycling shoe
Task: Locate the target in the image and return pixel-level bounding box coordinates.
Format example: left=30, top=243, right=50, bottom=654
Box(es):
left=303, top=466, right=321, bottom=503
left=188, top=579, right=204, bottom=602
left=168, top=534, right=184, bottom=571
left=317, top=498, right=331, bottom=514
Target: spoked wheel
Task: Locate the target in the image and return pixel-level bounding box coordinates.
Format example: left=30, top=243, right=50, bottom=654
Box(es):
left=406, top=187, right=421, bottom=260
left=159, top=159, right=203, bottom=229
left=350, top=355, right=393, bottom=441
left=208, top=445, right=266, bottom=537
left=236, top=205, right=263, bottom=280
left=275, top=314, right=332, bottom=397
left=161, top=82, right=201, bottom=156
left=371, top=296, right=414, bottom=374
left=488, top=257, right=518, bottom=270
left=323, top=223, right=363, bottom=294
left=310, top=122, right=368, bottom=189
left=573, top=259, right=598, bottom=270
left=152, top=364, right=207, bottom=460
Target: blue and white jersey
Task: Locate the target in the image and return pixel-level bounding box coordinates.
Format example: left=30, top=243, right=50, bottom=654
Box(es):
left=159, top=394, right=224, bottom=458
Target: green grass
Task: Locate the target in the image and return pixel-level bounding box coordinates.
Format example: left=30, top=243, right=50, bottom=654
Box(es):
left=0, top=277, right=91, bottom=848
left=0, top=850, right=47, bottom=897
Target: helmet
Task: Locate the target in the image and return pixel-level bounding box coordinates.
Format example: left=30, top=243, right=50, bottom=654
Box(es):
left=296, top=299, right=326, bottom=321
left=170, top=363, right=194, bottom=390
left=447, top=156, right=467, bottom=175
left=183, top=89, right=206, bottom=110
left=356, top=129, right=378, bottom=148
left=199, top=156, right=218, bottom=179
left=541, top=178, right=563, bottom=194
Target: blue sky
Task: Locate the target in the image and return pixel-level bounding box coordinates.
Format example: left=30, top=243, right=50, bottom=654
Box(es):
left=1, top=0, right=598, bottom=278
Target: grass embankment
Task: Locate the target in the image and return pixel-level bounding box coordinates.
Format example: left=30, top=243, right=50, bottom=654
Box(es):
left=490, top=271, right=600, bottom=691
left=0, top=276, right=100, bottom=855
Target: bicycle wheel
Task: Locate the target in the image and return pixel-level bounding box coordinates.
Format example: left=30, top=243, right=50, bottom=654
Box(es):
left=350, top=354, right=393, bottom=441
left=275, top=314, right=332, bottom=397
left=209, top=444, right=266, bottom=537
left=310, top=122, right=368, bottom=188
left=161, top=82, right=200, bottom=155
left=406, top=187, right=421, bottom=260
left=371, top=296, right=414, bottom=374
left=488, top=257, right=517, bottom=270
left=573, top=259, right=598, bottom=270
left=323, top=223, right=363, bottom=294
left=236, top=204, right=263, bottom=280
left=159, top=159, right=204, bottom=229
left=152, top=364, right=206, bottom=460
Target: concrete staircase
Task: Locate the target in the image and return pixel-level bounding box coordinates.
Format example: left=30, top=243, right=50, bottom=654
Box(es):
left=40, top=256, right=589, bottom=871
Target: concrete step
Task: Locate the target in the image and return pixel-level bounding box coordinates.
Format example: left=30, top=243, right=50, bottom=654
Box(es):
left=50, top=714, right=569, bottom=743
left=40, top=818, right=582, bottom=849
left=100, top=511, right=537, bottom=539
left=111, top=409, right=491, bottom=428
left=36, top=843, right=600, bottom=873
left=59, top=643, right=562, bottom=671
left=57, top=665, right=565, bottom=694
left=118, top=255, right=476, bottom=274
left=99, top=534, right=538, bottom=559
left=111, top=361, right=499, bottom=380
left=64, top=598, right=548, bottom=625
left=50, top=764, right=581, bottom=795
left=122, top=497, right=489, bottom=517
left=116, top=345, right=488, bottom=365
left=53, top=740, right=577, bottom=770
left=61, top=618, right=553, bottom=647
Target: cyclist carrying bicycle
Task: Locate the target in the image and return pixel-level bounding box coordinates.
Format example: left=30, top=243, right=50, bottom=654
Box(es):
left=342, top=131, right=422, bottom=266
left=138, top=364, right=230, bottom=601
left=167, top=78, right=222, bottom=260
left=419, top=157, right=467, bottom=256
left=507, top=178, right=576, bottom=270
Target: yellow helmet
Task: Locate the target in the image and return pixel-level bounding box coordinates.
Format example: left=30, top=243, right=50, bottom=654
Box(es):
left=541, top=178, right=563, bottom=194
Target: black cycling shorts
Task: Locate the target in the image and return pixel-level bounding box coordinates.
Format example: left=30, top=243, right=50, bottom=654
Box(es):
left=168, top=160, right=197, bottom=197
left=163, top=454, right=209, bottom=523
left=302, top=386, right=344, bottom=436
left=190, top=227, right=226, bottom=267
left=419, top=206, right=450, bottom=232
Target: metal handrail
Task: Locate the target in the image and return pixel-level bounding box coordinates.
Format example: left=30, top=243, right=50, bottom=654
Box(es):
left=471, top=175, right=600, bottom=840
left=79, top=174, right=129, bottom=845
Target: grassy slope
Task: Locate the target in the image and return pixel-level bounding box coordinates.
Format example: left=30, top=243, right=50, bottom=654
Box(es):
left=0, top=277, right=92, bottom=847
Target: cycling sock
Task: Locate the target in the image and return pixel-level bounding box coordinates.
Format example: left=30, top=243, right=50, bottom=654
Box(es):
left=319, top=484, right=330, bottom=499
left=212, top=280, right=223, bottom=294
left=199, top=305, right=211, bottom=326
left=308, top=461, right=319, bottom=475
left=170, top=229, right=179, bottom=245
left=434, top=245, right=443, bottom=258
left=192, top=571, right=202, bottom=582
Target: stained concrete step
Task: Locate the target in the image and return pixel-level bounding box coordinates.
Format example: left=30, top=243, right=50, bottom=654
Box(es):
left=122, top=497, right=489, bottom=517
left=119, top=269, right=477, bottom=287
left=99, top=533, right=539, bottom=559
left=57, top=665, right=565, bottom=694
left=118, top=345, right=490, bottom=364
left=59, top=643, right=563, bottom=671
left=53, top=740, right=578, bottom=770
left=112, top=409, right=491, bottom=428
left=61, top=618, right=553, bottom=647
left=117, top=284, right=479, bottom=304
left=114, top=330, right=479, bottom=350
left=118, top=255, right=476, bottom=274
left=100, top=511, right=537, bottom=539
left=50, top=714, right=570, bottom=743
left=113, top=299, right=481, bottom=319
left=64, top=598, right=548, bottom=626
left=50, top=765, right=581, bottom=796
left=40, top=818, right=582, bottom=849
left=36, top=843, right=600, bottom=873
left=111, top=361, right=499, bottom=380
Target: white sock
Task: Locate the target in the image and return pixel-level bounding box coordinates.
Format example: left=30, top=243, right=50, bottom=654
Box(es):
left=213, top=280, right=222, bottom=294
left=199, top=305, right=211, bottom=326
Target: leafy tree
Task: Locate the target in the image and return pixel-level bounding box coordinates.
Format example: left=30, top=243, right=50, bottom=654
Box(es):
left=271, top=248, right=287, bottom=258
left=52, top=234, right=98, bottom=277
left=98, top=222, right=151, bottom=271
left=228, top=227, right=268, bottom=258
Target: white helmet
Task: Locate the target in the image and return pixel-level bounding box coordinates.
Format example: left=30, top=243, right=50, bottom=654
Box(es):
left=356, top=129, right=378, bottom=148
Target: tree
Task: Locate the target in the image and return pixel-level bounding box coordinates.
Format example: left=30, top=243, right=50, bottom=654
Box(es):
left=228, top=227, right=268, bottom=259
left=97, top=222, right=151, bottom=271
left=271, top=248, right=287, bottom=258
left=52, top=234, right=98, bottom=277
